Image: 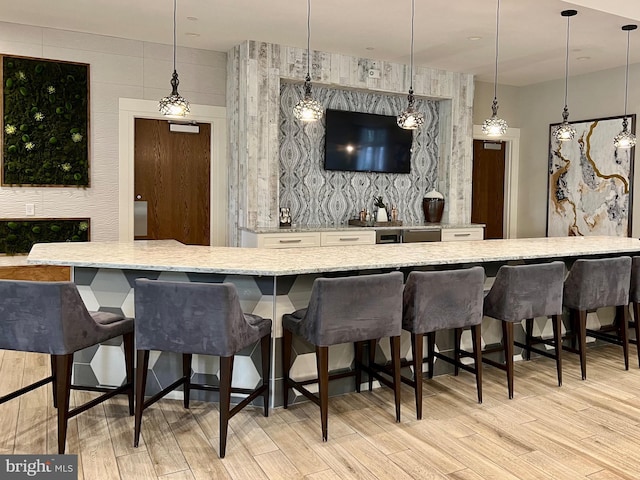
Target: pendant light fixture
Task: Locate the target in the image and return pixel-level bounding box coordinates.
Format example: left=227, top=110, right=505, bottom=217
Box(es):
left=159, top=0, right=190, bottom=117
left=481, top=0, right=508, bottom=137
left=293, top=0, right=323, bottom=122
left=614, top=24, right=637, bottom=149
left=397, top=0, right=424, bottom=130
left=552, top=10, right=578, bottom=142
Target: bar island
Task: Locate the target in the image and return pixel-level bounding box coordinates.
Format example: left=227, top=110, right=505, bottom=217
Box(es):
left=27, top=236, right=640, bottom=406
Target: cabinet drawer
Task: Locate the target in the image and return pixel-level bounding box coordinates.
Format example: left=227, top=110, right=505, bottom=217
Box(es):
left=260, top=232, right=321, bottom=248
left=441, top=228, right=484, bottom=242
left=321, top=231, right=376, bottom=246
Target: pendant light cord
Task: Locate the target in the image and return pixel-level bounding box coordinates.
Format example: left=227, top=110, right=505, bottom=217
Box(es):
left=409, top=0, right=415, bottom=91
left=563, top=14, right=570, bottom=110
left=172, top=0, right=177, bottom=73
left=493, top=0, right=500, bottom=101
left=624, top=29, right=630, bottom=118
left=306, top=0, right=311, bottom=77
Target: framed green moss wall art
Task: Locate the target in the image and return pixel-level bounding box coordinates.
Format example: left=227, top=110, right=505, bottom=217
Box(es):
left=1, top=55, right=90, bottom=186
left=0, top=218, right=90, bottom=255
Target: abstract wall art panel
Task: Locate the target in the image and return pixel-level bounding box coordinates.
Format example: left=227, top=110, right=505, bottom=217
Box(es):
left=547, top=115, right=635, bottom=237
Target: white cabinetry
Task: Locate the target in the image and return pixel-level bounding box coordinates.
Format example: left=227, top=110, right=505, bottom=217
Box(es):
left=320, top=231, right=376, bottom=246
left=441, top=227, right=484, bottom=242
left=240, top=231, right=320, bottom=249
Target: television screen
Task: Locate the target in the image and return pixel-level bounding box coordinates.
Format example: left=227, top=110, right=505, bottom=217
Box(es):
left=324, top=109, right=413, bottom=174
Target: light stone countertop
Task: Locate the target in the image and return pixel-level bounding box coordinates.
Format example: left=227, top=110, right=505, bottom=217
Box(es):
left=27, top=237, right=640, bottom=276
left=242, top=223, right=484, bottom=234
left=0, top=255, right=29, bottom=267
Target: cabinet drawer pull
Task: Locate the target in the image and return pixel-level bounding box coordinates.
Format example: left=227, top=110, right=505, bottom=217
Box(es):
left=279, top=239, right=302, bottom=244
left=454, top=233, right=471, bottom=237
left=339, top=237, right=359, bottom=241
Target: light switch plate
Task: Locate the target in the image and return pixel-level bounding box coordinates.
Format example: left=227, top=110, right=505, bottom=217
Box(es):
left=25, top=203, right=35, bottom=216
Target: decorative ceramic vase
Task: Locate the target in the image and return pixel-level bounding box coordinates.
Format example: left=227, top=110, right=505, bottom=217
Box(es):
left=422, top=189, right=445, bottom=223
left=376, top=207, right=388, bottom=223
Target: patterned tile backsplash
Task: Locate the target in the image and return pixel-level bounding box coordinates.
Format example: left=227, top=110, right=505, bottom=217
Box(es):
left=279, top=83, right=439, bottom=226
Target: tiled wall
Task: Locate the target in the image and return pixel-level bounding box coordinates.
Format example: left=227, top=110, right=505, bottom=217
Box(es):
left=278, top=83, right=440, bottom=226
left=0, top=21, right=226, bottom=242
left=227, top=40, right=475, bottom=245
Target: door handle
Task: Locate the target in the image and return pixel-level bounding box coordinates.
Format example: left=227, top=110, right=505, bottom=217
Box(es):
left=136, top=194, right=142, bottom=200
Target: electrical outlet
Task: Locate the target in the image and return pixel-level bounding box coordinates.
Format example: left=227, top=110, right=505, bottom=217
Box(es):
left=25, top=203, right=35, bottom=216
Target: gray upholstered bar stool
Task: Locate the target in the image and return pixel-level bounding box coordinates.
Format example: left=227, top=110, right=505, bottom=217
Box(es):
left=563, top=256, right=632, bottom=379
left=630, top=257, right=640, bottom=367
left=483, top=261, right=565, bottom=398
left=401, top=267, right=485, bottom=419
left=282, top=271, right=404, bottom=441
left=133, top=279, right=271, bottom=458
left=0, top=280, right=134, bottom=454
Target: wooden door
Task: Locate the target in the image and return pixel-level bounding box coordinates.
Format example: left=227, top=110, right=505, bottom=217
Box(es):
left=134, top=119, right=211, bottom=245
left=471, top=139, right=506, bottom=239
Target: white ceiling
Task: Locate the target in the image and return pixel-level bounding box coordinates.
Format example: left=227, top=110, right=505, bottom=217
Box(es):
left=2, top=0, right=640, bottom=86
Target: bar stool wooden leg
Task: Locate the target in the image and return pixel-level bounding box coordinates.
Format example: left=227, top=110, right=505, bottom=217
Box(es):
left=368, top=339, right=377, bottom=392
left=552, top=314, right=563, bottom=386
left=123, top=332, right=135, bottom=415
left=219, top=355, right=234, bottom=458
left=577, top=309, right=588, bottom=380
left=411, top=333, right=424, bottom=420
left=316, top=346, right=329, bottom=441
left=51, top=355, right=57, bottom=409
left=261, top=334, right=271, bottom=417
left=471, top=323, right=483, bottom=403
left=134, top=350, right=150, bottom=448
left=282, top=329, right=292, bottom=409
left=634, top=302, right=640, bottom=368
left=454, top=328, right=462, bottom=376
left=618, top=305, right=630, bottom=371
left=54, top=353, right=73, bottom=454
left=182, top=354, right=192, bottom=409
left=524, top=318, right=534, bottom=361
left=427, top=332, right=436, bottom=379
left=390, top=335, right=401, bottom=423
left=354, top=341, right=363, bottom=393
left=502, top=321, right=515, bottom=399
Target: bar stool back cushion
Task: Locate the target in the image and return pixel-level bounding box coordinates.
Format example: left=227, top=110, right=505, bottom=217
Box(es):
left=0, top=280, right=132, bottom=355
left=283, top=271, right=404, bottom=347
left=485, top=261, right=565, bottom=322
left=628, top=257, right=640, bottom=303
left=135, top=279, right=271, bottom=356
left=403, top=266, right=485, bottom=333
left=563, top=257, right=631, bottom=311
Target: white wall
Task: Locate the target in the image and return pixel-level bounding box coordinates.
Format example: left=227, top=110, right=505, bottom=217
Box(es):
left=474, top=64, right=640, bottom=238
left=0, top=21, right=226, bottom=241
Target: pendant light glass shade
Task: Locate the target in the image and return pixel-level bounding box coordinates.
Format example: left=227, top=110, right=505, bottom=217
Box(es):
left=159, top=0, right=190, bottom=117
left=614, top=24, right=637, bottom=149
left=481, top=0, right=508, bottom=137
left=293, top=0, right=323, bottom=122
left=397, top=0, right=424, bottom=130
left=552, top=10, right=577, bottom=142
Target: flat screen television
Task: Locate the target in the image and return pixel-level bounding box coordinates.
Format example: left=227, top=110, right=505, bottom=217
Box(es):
left=324, top=109, right=413, bottom=174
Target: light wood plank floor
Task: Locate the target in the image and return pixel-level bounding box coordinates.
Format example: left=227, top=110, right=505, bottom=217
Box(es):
left=3, top=345, right=640, bottom=479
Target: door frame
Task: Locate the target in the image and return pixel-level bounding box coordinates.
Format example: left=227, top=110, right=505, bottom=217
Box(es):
left=472, top=125, right=521, bottom=239
left=118, top=99, right=227, bottom=245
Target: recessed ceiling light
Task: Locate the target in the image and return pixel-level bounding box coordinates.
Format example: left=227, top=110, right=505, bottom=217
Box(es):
left=468, top=36, right=482, bottom=41
left=186, top=16, right=198, bottom=21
